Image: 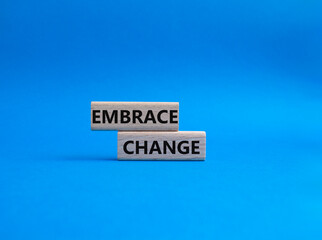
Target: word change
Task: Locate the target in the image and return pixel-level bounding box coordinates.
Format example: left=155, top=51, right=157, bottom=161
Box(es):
left=118, top=131, right=206, bottom=160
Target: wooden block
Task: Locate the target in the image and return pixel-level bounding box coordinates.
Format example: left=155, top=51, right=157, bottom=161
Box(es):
left=117, top=131, right=206, bottom=160
left=91, top=102, right=179, bottom=131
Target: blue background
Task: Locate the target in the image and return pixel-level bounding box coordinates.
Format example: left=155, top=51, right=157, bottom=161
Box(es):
left=1, top=0, right=322, bottom=239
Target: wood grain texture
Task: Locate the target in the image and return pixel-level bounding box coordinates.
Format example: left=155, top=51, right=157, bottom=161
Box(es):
left=91, top=102, right=179, bottom=131
left=118, top=131, right=206, bottom=160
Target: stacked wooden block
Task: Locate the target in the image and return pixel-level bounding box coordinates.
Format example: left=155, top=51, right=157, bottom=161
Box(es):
left=91, top=102, right=206, bottom=160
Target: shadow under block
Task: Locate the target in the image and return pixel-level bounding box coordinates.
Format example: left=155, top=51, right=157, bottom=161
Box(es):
left=118, top=131, right=206, bottom=160
left=91, top=102, right=179, bottom=131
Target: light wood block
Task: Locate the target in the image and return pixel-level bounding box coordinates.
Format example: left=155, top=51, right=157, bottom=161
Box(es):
left=91, top=102, right=179, bottom=131
left=118, top=131, right=206, bottom=160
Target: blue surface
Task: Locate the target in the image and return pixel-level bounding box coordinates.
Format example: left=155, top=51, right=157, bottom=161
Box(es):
left=1, top=0, right=322, bottom=239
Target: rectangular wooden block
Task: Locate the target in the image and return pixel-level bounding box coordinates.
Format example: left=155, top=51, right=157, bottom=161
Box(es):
left=118, top=131, right=206, bottom=160
left=91, top=102, right=179, bottom=131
